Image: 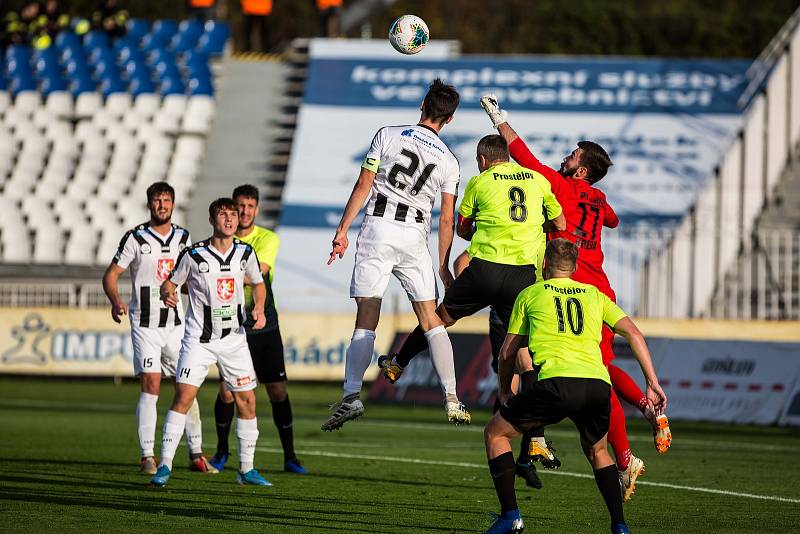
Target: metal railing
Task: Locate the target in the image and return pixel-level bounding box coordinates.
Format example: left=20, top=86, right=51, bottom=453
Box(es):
left=638, top=8, right=800, bottom=319
left=0, top=282, right=130, bottom=309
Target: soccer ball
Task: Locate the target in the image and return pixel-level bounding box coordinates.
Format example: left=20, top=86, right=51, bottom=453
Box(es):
left=388, top=15, right=429, bottom=55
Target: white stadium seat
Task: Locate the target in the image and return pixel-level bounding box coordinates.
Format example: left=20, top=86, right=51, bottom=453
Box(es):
left=64, top=230, right=97, bottom=265
left=153, top=111, right=180, bottom=133
left=14, top=91, right=41, bottom=114
left=182, top=113, right=211, bottom=135
left=0, top=92, right=11, bottom=114
left=32, top=226, right=63, bottom=263
left=1, top=231, right=32, bottom=263
left=162, top=94, right=187, bottom=118
left=32, top=107, right=55, bottom=128
left=105, top=93, right=132, bottom=117
left=45, top=121, right=73, bottom=141
left=46, top=91, right=74, bottom=117
left=75, top=92, right=102, bottom=117
left=134, top=93, right=161, bottom=118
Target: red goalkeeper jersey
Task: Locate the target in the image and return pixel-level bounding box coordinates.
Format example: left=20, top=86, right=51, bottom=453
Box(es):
left=508, top=137, right=618, bottom=293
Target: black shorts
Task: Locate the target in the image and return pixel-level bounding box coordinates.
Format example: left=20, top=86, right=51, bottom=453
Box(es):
left=246, top=327, right=287, bottom=383
left=499, top=377, right=611, bottom=446
left=442, top=258, right=537, bottom=324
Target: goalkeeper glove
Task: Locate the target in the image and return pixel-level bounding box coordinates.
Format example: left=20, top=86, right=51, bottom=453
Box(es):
left=480, top=93, right=508, bottom=129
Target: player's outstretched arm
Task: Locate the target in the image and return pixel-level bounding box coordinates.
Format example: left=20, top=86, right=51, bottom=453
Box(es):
left=612, top=316, right=667, bottom=414
left=159, top=279, right=179, bottom=309
left=102, top=263, right=128, bottom=323
left=249, top=282, right=267, bottom=329
left=438, top=192, right=457, bottom=288
left=328, top=167, right=376, bottom=265
left=498, top=333, right=525, bottom=403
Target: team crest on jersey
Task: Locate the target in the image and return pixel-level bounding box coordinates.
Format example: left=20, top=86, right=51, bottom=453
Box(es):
left=216, top=278, right=235, bottom=302
left=199, top=262, right=209, bottom=273
left=240, top=259, right=247, bottom=270
left=156, top=258, right=175, bottom=281
left=141, top=243, right=151, bottom=254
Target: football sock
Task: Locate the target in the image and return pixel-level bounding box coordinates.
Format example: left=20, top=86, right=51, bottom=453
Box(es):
left=608, top=364, right=648, bottom=412
left=594, top=465, right=625, bottom=525
left=236, top=417, right=259, bottom=473
left=488, top=451, right=518, bottom=515
left=136, top=392, right=158, bottom=458
left=184, top=398, right=203, bottom=459
left=395, top=326, right=428, bottom=367
left=214, top=393, right=235, bottom=455
left=607, top=389, right=631, bottom=470
left=271, top=396, right=295, bottom=462
left=159, top=410, right=187, bottom=470
left=343, top=329, right=375, bottom=397
left=425, top=325, right=458, bottom=401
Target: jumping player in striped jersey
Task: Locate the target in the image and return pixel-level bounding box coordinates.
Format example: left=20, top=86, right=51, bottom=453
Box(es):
left=150, top=198, right=270, bottom=487
left=322, top=79, right=471, bottom=431
left=102, top=181, right=215, bottom=476
left=481, top=94, right=672, bottom=502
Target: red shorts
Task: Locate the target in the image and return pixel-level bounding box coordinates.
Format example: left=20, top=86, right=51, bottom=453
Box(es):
left=571, top=271, right=617, bottom=364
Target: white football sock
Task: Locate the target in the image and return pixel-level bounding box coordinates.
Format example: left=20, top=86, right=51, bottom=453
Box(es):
left=236, top=417, right=259, bottom=473
left=159, top=410, right=186, bottom=470
left=136, top=392, right=158, bottom=458
left=343, top=329, right=376, bottom=397
left=184, top=398, right=203, bottom=456
left=425, top=325, right=458, bottom=402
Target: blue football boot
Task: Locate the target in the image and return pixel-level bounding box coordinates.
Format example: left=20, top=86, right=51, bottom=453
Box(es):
left=209, top=451, right=228, bottom=472
left=236, top=468, right=272, bottom=486
left=485, top=509, right=524, bottom=534
left=611, top=523, right=631, bottom=534
left=150, top=465, right=171, bottom=487
left=284, top=458, right=308, bottom=474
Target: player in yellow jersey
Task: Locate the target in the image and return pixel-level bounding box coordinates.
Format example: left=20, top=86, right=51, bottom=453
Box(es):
left=481, top=239, right=667, bottom=534
left=380, top=134, right=564, bottom=373
left=210, top=185, right=307, bottom=476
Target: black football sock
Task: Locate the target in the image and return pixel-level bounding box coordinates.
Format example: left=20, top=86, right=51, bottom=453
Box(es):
left=214, top=393, right=235, bottom=455
left=518, top=432, right=533, bottom=464
left=271, top=396, right=296, bottom=462
left=488, top=451, right=518, bottom=515
left=594, top=465, right=625, bottom=525
left=395, top=326, right=428, bottom=367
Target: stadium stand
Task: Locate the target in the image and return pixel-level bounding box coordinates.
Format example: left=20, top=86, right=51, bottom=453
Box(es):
left=0, top=17, right=229, bottom=267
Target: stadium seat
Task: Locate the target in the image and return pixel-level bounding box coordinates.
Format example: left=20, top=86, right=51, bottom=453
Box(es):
left=126, top=19, right=151, bottom=43
left=154, top=111, right=180, bottom=133
left=105, top=93, right=132, bottom=117
left=64, top=230, right=97, bottom=265
left=83, top=31, right=110, bottom=50
left=133, top=93, right=161, bottom=117
left=45, top=121, right=73, bottom=141
left=32, top=107, right=55, bottom=128
left=152, top=20, right=179, bottom=43
left=15, top=91, right=42, bottom=114
left=75, top=92, right=102, bottom=116
left=162, top=93, right=188, bottom=117
left=33, top=226, right=64, bottom=264
left=1, top=232, right=32, bottom=263
left=197, top=21, right=230, bottom=56
left=45, top=91, right=75, bottom=116
left=0, top=92, right=11, bottom=114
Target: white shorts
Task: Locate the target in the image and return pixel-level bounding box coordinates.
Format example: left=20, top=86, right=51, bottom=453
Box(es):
left=350, top=218, right=438, bottom=302
left=175, top=333, right=258, bottom=392
left=130, top=324, right=183, bottom=377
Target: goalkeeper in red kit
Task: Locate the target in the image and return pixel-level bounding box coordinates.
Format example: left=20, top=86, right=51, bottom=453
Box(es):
left=481, top=94, right=671, bottom=502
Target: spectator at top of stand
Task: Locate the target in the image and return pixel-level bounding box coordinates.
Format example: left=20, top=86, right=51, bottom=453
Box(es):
left=92, top=0, right=128, bottom=38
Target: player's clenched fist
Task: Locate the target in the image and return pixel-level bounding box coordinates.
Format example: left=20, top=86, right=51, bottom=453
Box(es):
left=111, top=302, right=128, bottom=323
left=251, top=307, right=266, bottom=330
left=160, top=281, right=179, bottom=308
left=327, top=231, right=349, bottom=265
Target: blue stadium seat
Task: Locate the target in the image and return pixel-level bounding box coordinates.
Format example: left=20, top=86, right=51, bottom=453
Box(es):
left=196, top=21, right=229, bottom=56
left=34, top=58, right=61, bottom=79
left=93, top=59, right=120, bottom=82
left=155, top=60, right=181, bottom=80
left=129, top=76, right=156, bottom=97
left=152, top=20, right=179, bottom=42
left=5, top=44, right=32, bottom=63
left=59, top=45, right=85, bottom=64
left=83, top=31, right=110, bottom=50
left=141, top=33, right=170, bottom=54
left=7, top=56, right=33, bottom=77
left=159, top=75, right=185, bottom=96
left=33, top=46, right=59, bottom=64
left=126, top=19, right=150, bottom=43
left=41, top=76, right=68, bottom=97
left=70, top=76, right=96, bottom=96
left=88, top=47, right=116, bottom=67
left=124, top=60, right=151, bottom=81
left=10, top=76, right=37, bottom=96
left=189, top=77, right=214, bottom=97
left=117, top=44, right=146, bottom=67
left=55, top=31, right=81, bottom=51
left=100, top=77, right=126, bottom=97
left=171, top=31, right=201, bottom=55
left=146, top=47, right=175, bottom=66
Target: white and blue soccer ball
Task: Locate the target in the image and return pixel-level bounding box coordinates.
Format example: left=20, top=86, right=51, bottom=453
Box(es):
left=388, top=14, right=430, bottom=55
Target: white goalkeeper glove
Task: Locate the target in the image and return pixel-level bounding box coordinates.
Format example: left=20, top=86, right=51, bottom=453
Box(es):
left=480, top=93, right=508, bottom=129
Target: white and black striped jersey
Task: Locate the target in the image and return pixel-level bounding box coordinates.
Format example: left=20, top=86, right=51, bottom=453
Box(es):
left=169, top=239, right=264, bottom=343
left=113, top=222, right=191, bottom=329
left=361, top=124, right=460, bottom=231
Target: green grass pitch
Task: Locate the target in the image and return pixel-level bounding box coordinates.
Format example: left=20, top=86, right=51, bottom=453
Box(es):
left=1, top=377, right=799, bottom=533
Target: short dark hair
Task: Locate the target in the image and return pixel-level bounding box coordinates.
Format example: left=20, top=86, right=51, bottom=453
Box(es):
left=232, top=184, right=259, bottom=201
left=208, top=197, right=238, bottom=218
left=577, top=141, right=612, bottom=184
left=146, top=181, right=175, bottom=203
left=545, top=238, right=579, bottom=272
left=422, top=78, right=459, bottom=124
left=477, top=134, right=509, bottom=163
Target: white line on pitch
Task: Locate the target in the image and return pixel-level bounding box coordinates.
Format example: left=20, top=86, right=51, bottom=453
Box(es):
left=4, top=398, right=800, bottom=453
left=256, top=447, right=800, bottom=504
